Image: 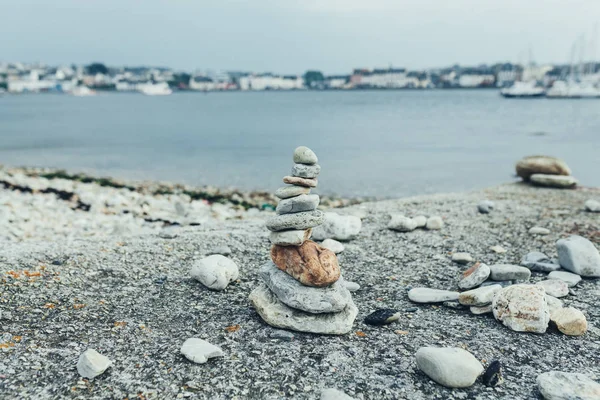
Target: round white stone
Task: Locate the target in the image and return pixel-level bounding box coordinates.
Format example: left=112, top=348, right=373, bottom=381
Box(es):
left=452, top=252, right=473, bottom=264
left=585, top=199, right=600, bottom=212
left=415, top=347, right=484, bottom=388
left=425, top=216, right=444, bottom=230
left=321, top=238, right=345, bottom=254
left=388, top=215, right=418, bottom=232
left=293, top=146, right=318, bottom=165
left=190, top=255, right=239, bottom=290
left=529, top=226, right=551, bottom=235
left=77, top=349, right=112, bottom=379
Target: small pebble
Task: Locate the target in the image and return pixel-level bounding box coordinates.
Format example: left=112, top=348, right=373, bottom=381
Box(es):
left=293, top=146, right=318, bottom=165
left=550, top=307, right=588, bottom=336
left=470, top=304, right=493, bottom=315
left=413, top=215, right=427, bottom=227
left=459, top=262, right=491, bottom=290
left=180, top=338, right=224, bottom=364
left=408, top=288, right=459, bottom=303
left=585, top=199, right=600, bottom=212
left=481, top=360, right=503, bottom=387
left=459, top=285, right=502, bottom=306
left=415, top=347, right=484, bottom=388
left=452, top=252, right=473, bottom=264
left=489, top=264, right=531, bottom=281
left=425, top=216, right=444, bottom=230
left=364, top=309, right=401, bottom=326
left=207, top=245, right=232, bottom=256
left=321, top=238, right=344, bottom=254
left=490, top=245, right=507, bottom=254
left=387, top=214, right=418, bottom=232
left=477, top=200, right=495, bottom=214
left=77, top=349, right=112, bottom=379
left=344, top=281, right=360, bottom=292
left=529, top=226, right=551, bottom=235
left=269, top=330, right=295, bottom=341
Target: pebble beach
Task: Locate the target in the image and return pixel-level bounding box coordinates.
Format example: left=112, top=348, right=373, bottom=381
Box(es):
left=1, top=158, right=600, bottom=399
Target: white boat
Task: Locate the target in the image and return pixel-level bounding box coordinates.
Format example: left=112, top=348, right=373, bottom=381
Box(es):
left=500, top=81, right=546, bottom=98
left=70, top=86, right=96, bottom=96
left=138, top=82, right=172, bottom=96
left=546, top=80, right=600, bottom=98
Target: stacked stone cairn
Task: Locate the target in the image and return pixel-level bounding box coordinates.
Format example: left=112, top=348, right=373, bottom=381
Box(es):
left=249, top=146, right=358, bottom=335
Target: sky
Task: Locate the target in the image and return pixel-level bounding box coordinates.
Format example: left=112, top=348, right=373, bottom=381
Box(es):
left=2, top=0, right=600, bottom=74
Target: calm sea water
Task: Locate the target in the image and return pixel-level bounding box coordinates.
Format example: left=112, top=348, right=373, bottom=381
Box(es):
left=1, top=90, right=599, bottom=198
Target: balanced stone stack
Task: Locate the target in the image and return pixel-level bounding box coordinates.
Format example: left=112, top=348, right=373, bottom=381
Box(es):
left=249, top=146, right=358, bottom=335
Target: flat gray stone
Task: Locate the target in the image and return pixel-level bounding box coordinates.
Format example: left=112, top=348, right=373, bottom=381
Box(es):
left=470, top=304, right=493, bottom=315
left=180, top=338, right=224, bottom=364
left=321, top=238, right=344, bottom=254
left=585, top=199, right=600, bottom=212
left=293, top=146, right=318, bottom=165
left=269, top=229, right=312, bottom=246
left=536, top=280, right=569, bottom=298
left=459, top=263, right=491, bottom=290
left=408, top=288, right=459, bottom=303
left=478, top=200, right=495, bottom=214
left=77, top=349, right=112, bottom=379
left=537, top=371, right=600, bottom=400
left=249, top=283, right=358, bottom=335
left=276, top=194, right=319, bottom=215
left=260, top=261, right=351, bottom=314
left=521, top=252, right=561, bottom=272
left=489, top=264, right=531, bottom=281
left=530, top=174, right=578, bottom=188
left=481, top=280, right=513, bottom=288
left=492, top=284, right=550, bottom=334
left=548, top=270, right=582, bottom=287
left=291, top=163, right=321, bottom=178
left=529, top=226, right=551, bottom=235
left=266, top=210, right=324, bottom=232
left=275, top=185, right=310, bottom=199
left=556, top=235, right=600, bottom=277
left=452, top=252, right=473, bottom=264
left=312, top=212, right=361, bottom=241
left=415, top=347, right=484, bottom=388
left=388, top=215, right=417, bottom=232
left=458, top=284, right=502, bottom=306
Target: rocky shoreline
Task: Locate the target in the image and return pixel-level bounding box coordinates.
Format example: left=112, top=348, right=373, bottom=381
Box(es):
left=1, top=165, right=600, bottom=399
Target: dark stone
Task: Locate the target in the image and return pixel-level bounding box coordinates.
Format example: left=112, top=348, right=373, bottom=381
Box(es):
left=364, top=309, right=401, bottom=326
left=51, top=260, right=63, bottom=266
left=482, top=360, right=503, bottom=387
left=405, top=307, right=418, bottom=313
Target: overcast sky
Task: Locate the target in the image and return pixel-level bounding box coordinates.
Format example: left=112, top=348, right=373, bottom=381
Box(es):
left=2, top=0, right=599, bottom=74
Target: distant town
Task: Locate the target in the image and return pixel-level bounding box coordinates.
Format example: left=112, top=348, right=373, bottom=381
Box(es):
left=1, top=61, right=599, bottom=95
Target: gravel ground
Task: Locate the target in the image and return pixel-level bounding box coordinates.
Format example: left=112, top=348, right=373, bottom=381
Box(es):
left=1, top=181, right=599, bottom=399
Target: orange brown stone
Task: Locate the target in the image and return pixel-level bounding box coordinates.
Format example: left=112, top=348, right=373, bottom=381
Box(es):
left=270, top=240, right=340, bottom=287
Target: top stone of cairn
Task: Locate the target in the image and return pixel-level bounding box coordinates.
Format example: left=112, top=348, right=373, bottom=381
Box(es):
left=293, top=146, right=318, bottom=165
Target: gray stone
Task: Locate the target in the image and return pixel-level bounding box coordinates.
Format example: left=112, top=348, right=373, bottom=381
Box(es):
left=207, top=245, right=232, bottom=256
left=459, top=263, right=491, bottom=290
left=537, top=371, right=600, bottom=400
left=585, top=199, right=600, bottom=212
left=470, top=304, right=493, bottom=315
left=269, top=329, right=295, bottom=341
left=490, top=245, right=507, bottom=254
left=530, top=174, right=578, bottom=189
left=276, top=194, right=320, bottom=215
left=345, top=281, right=360, bottom=292
left=311, top=212, right=361, bottom=241
left=529, top=226, right=551, bottom=235
left=190, top=255, right=239, bottom=291
left=158, top=227, right=178, bottom=239
left=275, top=185, right=310, bottom=199
left=556, top=235, right=600, bottom=277
left=77, top=349, right=112, bottom=379
left=545, top=295, right=563, bottom=314
left=516, top=155, right=571, bottom=180
left=425, top=216, right=444, bottom=230
left=481, top=280, right=513, bottom=288
left=413, top=215, right=427, bottom=227
left=269, top=229, right=312, bottom=246
left=452, top=252, right=473, bottom=264
left=415, top=347, right=484, bottom=388
left=266, top=210, right=324, bottom=232
left=478, top=200, right=495, bottom=214
left=321, top=388, right=355, bottom=400
left=408, top=288, right=459, bottom=303
left=293, top=146, right=318, bottom=165
left=249, top=283, right=358, bottom=335
left=459, top=284, right=502, bottom=306
left=489, top=264, right=531, bottom=281
left=521, top=252, right=561, bottom=272
left=387, top=215, right=417, bottom=232
left=321, top=238, right=344, bottom=254
left=291, top=163, right=321, bottom=179
left=548, top=270, right=581, bottom=287
left=492, top=284, right=550, bottom=334
left=180, top=338, right=224, bottom=364
left=536, top=280, right=569, bottom=298
left=260, top=261, right=351, bottom=314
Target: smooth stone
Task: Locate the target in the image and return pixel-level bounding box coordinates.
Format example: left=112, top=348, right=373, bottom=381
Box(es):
left=364, top=309, right=401, bottom=326
left=260, top=261, right=350, bottom=314
left=516, top=155, right=571, bottom=180
left=207, top=245, right=232, bottom=256
left=489, top=264, right=531, bottom=281
left=470, top=304, right=493, bottom=315
left=271, top=241, right=340, bottom=287
left=459, top=262, right=491, bottom=290
left=291, top=163, right=321, bottom=178
left=492, top=284, right=550, bottom=334
left=345, top=281, right=360, bottom=292
left=478, top=200, right=495, bottom=214
left=458, top=284, right=502, bottom=306
left=415, top=347, right=484, bottom=388
left=530, top=174, right=578, bottom=189
left=490, top=245, right=507, bottom=254
left=321, top=238, right=344, bottom=254
left=545, top=295, right=563, bottom=314
left=413, top=215, right=427, bottom=227
left=556, top=235, right=600, bottom=277
left=266, top=210, right=324, bottom=232
left=180, top=338, right=224, bottom=364
left=269, top=229, right=312, bottom=246
left=190, top=255, right=239, bottom=291
left=548, top=270, right=582, bottom=287
left=77, top=349, right=112, bottom=379
left=320, top=388, right=355, bottom=400
left=536, top=280, right=569, bottom=298
left=269, top=329, right=295, bottom=341
left=312, top=212, right=362, bottom=241
left=550, top=307, right=588, bottom=336
left=158, top=227, right=178, bottom=239
left=481, top=280, right=513, bottom=288
left=537, top=371, right=600, bottom=400
left=452, top=252, right=473, bottom=264
left=529, top=226, right=551, bottom=235
left=521, top=252, right=561, bottom=272
left=249, top=283, right=358, bottom=335
left=425, top=216, right=444, bottom=230
left=387, top=215, right=417, bottom=232
left=275, top=185, right=310, bottom=199
left=482, top=361, right=503, bottom=387
left=408, top=288, right=459, bottom=303
left=585, top=199, right=600, bottom=212
left=283, top=176, right=318, bottom=188
left=293, top=146, right=318, bottom=165
left=276, top=194, right=320, bottom=215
